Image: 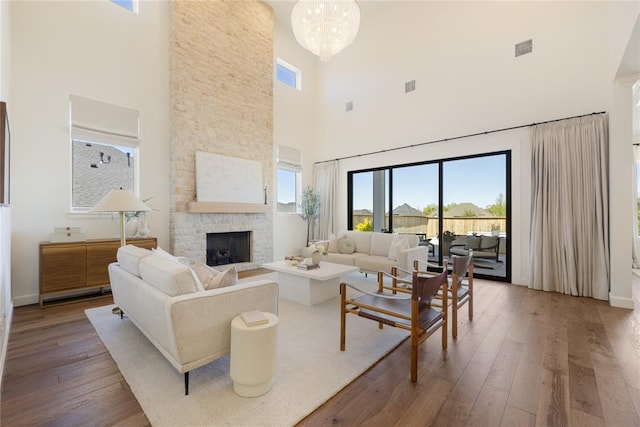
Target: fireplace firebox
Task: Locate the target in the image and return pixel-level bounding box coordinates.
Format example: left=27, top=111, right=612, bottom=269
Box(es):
left=206, top=231, right=251, bottom=266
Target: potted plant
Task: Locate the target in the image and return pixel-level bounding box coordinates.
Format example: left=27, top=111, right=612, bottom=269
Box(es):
left=300, top=187, right=320, bottom=247
left=490, top=224, right=500, bottom=236
left=441, top=230, right=456, bottom=256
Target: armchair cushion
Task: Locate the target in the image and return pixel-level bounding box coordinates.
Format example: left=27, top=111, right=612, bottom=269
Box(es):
left=465, top=236, right=482, bottom=250
left=480, top=235, right=499, bottom=249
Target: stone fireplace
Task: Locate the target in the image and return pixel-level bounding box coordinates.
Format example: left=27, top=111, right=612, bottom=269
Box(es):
left=168, top=1, right=274, bottom=271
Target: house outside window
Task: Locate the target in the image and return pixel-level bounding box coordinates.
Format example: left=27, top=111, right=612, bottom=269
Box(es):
left=70, top=95, right=140, bottom=211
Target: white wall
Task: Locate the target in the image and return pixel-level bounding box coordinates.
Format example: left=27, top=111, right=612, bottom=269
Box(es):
left=0, top=0, right=11, bottom=391
left=307, top=1, right=638, bottom=298
left=10, top=1, right=170, bottom=306
left=272, top=17, right=319, bottom=259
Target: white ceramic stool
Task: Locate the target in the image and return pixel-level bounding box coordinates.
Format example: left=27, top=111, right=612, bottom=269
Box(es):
left=230, top=312, right=278, bottom=397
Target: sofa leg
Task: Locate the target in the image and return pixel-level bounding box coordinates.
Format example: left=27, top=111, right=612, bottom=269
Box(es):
left=184, top=372, right=189, bottom=395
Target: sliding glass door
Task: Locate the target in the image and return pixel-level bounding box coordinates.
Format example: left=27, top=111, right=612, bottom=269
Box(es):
left=348, top=151, right=510, bottom=281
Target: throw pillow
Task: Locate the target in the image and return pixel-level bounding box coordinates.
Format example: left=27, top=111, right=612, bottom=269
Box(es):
left=190, top=261, right=221, bottom=291
left=338, top=238, right=355, bottom=254
left=388, top=236, right=409, bottom=261
left=204, top=266, right=238, bottom=290
left=327, top=234, right=340, bottom=253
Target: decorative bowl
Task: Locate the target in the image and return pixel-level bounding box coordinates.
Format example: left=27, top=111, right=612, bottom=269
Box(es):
left=284, top=256, right=304, bottom=266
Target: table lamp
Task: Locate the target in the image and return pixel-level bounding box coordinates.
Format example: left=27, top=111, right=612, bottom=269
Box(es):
left=92, top=189, right=151, bottom=247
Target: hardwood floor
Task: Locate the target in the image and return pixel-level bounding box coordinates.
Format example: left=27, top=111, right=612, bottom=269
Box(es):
left=2, top=273, right=640, bottom=426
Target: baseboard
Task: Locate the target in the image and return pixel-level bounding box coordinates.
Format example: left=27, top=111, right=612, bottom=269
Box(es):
left=0, top=302, right=14, bottom=397
left=609, top=293, right=635, bottom=309
left=13, top=293, right=39, bottom=307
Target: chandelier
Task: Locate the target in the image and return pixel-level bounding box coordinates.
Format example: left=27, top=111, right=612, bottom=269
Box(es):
left=290, top=0, right=361, bottom=62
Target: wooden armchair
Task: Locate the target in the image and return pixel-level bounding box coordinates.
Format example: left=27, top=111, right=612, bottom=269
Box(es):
left=448, top=254, right=473, bottom=338
left=413, top=256, right=473, bottom=338
left=340, top=269, right=448, bottom=383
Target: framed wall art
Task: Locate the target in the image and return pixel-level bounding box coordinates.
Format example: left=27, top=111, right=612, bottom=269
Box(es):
left=0, top=102, right=9, bottom=206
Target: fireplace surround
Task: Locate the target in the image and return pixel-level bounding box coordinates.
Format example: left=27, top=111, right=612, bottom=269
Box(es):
left=206, top=231, right=251, bottom=267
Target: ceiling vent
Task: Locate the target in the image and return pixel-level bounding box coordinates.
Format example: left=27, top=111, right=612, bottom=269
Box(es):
left=515, top=39, right=533, bottom=57
left=405, top=80, right=416, bottom=93
left=345, top=101, right=353, bottom=112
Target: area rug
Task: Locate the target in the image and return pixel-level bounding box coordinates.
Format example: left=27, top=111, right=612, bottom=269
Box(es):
left=85, top=272, right=409, bottom=426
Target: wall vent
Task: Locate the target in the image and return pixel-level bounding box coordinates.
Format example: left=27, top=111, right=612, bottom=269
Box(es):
left=515, top=39, right=533, bottom=57
left=405, top=80, right=416, bottom=93
left=345, top=101, right=353, bottom=112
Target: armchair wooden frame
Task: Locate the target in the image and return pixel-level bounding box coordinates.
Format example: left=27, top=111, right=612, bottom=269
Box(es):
left=340, top=269, right=448, bottom=383
left=412, top=255, right=473, bottom=339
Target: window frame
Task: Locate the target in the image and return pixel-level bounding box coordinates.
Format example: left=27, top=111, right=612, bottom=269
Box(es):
left=69, top=95, right=140, bottom=213
left=276, top=58, right=302, bottom=91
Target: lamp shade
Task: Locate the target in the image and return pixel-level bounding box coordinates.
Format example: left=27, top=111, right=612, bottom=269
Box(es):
left=291, top=0, right=360, bottom=62
left=92, top=189, right=150, bottom=213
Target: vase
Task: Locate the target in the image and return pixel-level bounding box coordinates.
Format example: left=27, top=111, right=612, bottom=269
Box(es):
left=125, top=218, right=138, bottom=237
left=137, top=216, right=150, bottom=237
left=491, top=229, right=500, bottom=237
left=311, top=251, right=321, bottom=266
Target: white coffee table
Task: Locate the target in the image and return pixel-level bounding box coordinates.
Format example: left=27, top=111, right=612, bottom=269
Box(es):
left=262, top=261, right=359, bottom=306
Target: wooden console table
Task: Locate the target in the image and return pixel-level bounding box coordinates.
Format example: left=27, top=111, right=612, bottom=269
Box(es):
left=39, top=237, right=157, bottom=307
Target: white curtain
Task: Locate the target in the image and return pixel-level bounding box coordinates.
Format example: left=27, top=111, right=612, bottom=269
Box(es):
left=529, top=114, right=609, bottom=300
left=633, top=146, right=640, bottom=268
left=313, top=160, right=338, bottom=240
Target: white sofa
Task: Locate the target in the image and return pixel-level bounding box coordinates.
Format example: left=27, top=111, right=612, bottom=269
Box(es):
left=313, top=231, right=428, bottom=275
left=108, top=245, right=279, bottom=395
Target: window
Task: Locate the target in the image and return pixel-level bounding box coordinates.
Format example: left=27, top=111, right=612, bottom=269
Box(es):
left=70, top=95, right=139, bottom=211
left=277, top=145, right=302, bottom=213
left=110, top=0, right=137, bottom=13
left=276, top=59, right=301, bottom=90
left=348, top=151, right=510, bottom=282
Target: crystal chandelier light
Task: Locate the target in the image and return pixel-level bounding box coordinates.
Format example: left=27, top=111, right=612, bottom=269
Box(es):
left=290, top=0, right=361, bottom=62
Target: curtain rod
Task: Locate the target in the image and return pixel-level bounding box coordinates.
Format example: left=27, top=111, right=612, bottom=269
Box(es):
left=314, top=111, right=607, bottom=165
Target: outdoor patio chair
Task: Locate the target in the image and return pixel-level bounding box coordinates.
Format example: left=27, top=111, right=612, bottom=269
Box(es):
left=340, top=269, right=448, bottom=383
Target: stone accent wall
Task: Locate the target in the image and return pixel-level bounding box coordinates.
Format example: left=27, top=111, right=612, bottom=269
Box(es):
left=169, top=0, right=273, bottom=269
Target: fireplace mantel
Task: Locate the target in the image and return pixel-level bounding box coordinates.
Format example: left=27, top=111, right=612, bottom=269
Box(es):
left=187, top=201, right=270, bottom=214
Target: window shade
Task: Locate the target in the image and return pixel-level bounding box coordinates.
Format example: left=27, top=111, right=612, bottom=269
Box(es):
left=70, top=95, right=139, bottom=147
left=277, top=145, right=301, bottom=170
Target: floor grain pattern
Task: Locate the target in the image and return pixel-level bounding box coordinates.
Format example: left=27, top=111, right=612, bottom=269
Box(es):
left=2, top=273, right=640, bottom=426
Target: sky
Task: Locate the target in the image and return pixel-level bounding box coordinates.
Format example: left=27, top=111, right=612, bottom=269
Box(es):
left=353, top=154, right=506, bottom=211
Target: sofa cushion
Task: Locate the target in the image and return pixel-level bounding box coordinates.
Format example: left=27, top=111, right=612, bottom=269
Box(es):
left=204, top=266, right=238, bottom=290
left=323, top=253, right=357, bottom=265
left=356, top=255, right=397, bottom=275
left=388, top=235, right=409, bottom=261
left=117, top=245, right=152, bottom=277
left=347, top=231, right=372, bottom=254
left=370, top=232, right=395, bottom=257
left=338, top=238, right=356, bottom=254
left=139, top=254, right=198, bottom=296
